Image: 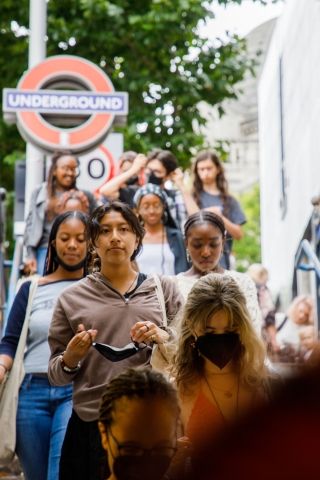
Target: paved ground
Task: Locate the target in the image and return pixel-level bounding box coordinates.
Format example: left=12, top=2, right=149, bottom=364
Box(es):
left=0, top=457, right=24, bottom=479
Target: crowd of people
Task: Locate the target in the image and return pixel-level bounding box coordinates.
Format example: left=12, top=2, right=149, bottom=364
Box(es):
left=0, top=148, right=318, bottom=480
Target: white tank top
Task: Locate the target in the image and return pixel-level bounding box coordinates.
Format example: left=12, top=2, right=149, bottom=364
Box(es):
left=136, top=243, right=175, bottom=275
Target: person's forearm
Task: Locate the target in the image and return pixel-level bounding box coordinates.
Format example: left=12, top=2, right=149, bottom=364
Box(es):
left=221, top=216, right=244, bottom=240
left=99, top=155, right=147, bottom=197
left=0, top=354, right=13, bottom=381
left=99, top=170, right=131, bottom=197
left=175, top=184, right=199, bottom=216
left=181, top=191, right=199, bottom=216
left=0, top=354, right=13, bottom=373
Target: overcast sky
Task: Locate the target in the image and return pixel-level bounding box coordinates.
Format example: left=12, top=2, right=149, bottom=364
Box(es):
left=201, top=0, right=285, bottom=39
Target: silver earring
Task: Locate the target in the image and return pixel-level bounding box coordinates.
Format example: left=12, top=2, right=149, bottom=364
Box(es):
left=186, top=249, right=191, bottom=263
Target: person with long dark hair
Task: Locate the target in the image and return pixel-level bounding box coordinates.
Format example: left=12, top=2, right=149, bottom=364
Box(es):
left=0, top=211, right=89, bottom=480
left=191, top=151, right=246, bottom=268
left=173, top=151, right=246, bottom=269
left=47, top=201, right=183, bottom=480
left=145, top=149, right=188, bottom=231
left=24, top=151, right=96, bottom=275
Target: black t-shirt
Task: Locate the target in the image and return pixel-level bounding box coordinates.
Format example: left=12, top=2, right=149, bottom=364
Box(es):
left=119, top=186, right=139, bottom=208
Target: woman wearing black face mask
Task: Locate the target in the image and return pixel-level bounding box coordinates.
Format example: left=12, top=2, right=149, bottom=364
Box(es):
left=0, top=211, right=89, bottom=480
left=146, top=149, right=188, bottom=231
left=172, top=274, right=270, bottom=466
left=98, top=368, right=180, bottom=480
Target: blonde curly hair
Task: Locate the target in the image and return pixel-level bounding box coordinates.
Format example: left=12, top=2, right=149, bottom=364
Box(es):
left=287, top=295, right=315, bottom=326
left=172, top=274, right=268, bottom=395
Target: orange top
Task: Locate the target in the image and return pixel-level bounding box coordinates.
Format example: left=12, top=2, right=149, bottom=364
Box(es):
left=186, top=390, right=226, bottom=447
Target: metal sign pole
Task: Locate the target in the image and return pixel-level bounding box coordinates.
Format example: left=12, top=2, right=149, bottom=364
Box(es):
left=23, top=0, right=47, bottom=219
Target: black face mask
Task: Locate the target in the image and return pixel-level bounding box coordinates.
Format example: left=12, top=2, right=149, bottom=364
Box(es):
left=195, top=332, right=241, bottom=369
left=93, top=341, right=146, bottom=362
left=147, top=171, right=163, bottom=186
left=113, top=454, right=172, bottom=480
left=53, top=252, right=86, bottom=272
left=126, top=175, right=139, bottom=186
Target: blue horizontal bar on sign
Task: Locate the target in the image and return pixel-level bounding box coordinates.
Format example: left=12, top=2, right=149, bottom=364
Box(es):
left=3, top=88, right=128, bottom=115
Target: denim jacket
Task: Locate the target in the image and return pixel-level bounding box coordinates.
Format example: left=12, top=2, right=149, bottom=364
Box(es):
left=166, top=226, right=189, bottom=274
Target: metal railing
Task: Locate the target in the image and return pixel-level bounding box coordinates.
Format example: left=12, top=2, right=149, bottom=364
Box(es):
left=294, top=239, right=320, bottom=328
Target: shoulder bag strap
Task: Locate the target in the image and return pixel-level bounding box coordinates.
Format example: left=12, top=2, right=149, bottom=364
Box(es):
left=276, top=315, right=288, bottom=333
left=14, top=280, right=39, bottom=363
left=152, top=274, right=167, bottom=327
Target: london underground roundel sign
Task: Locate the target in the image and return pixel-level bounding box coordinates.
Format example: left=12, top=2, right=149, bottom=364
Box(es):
left=2, top=55, right=128, bottom=153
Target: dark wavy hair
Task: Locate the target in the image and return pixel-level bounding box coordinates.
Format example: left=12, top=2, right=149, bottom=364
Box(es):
left=89, top=201, right=145, bottom=262
left=99, top=367, right=180, bottom=428
left=192, top=151, right=229, bottom=213
left=147, top=149, right=178, bottom=175
left=43, top=210, right=89, bottom=276
left=47, top=151, right=79, bottom=198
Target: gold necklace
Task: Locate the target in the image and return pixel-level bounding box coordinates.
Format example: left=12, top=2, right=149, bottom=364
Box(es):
left=203, top=374, right=240, bottom=419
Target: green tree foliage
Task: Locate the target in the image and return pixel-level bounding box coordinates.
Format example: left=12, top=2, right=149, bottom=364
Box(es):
left=233, top=183, right=261, bottom=271
left=0, top=0, right=266, bottom=191
left=0, top=0, right=269, bottom=258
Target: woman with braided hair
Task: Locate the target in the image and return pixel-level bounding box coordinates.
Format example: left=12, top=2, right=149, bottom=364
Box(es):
left=0, top=211, right=89, bottom=480
left=175, top=210, right=262, bottom=335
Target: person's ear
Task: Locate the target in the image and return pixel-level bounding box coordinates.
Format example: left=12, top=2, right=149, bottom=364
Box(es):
left=98, top=421, right=109, bottom=452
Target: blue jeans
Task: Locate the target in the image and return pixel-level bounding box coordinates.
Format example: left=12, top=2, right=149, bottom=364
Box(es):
left=16, top=374, right=73, bottom=480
